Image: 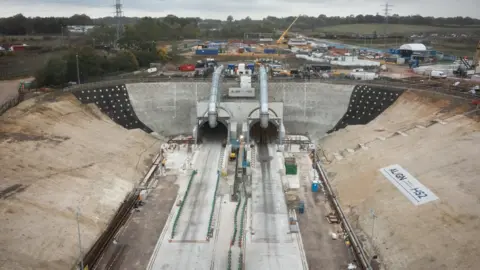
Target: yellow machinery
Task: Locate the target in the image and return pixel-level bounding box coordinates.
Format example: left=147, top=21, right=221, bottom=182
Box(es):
left=276, top=16, right=299, bottom=45
left=272, top=68, right=291, bottom=76
left=229, top=152, right=236, bottom=161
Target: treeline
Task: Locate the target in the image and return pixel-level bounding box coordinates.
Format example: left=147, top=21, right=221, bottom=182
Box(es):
left=36, top=45, right=171, bottom=87
left=1, top=13, right=480, bottom=36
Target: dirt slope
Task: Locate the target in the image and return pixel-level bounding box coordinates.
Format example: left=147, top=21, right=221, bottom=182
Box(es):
left=320, top=90, right=480, bottom=270
left=0, top=92, right=160, bottom=270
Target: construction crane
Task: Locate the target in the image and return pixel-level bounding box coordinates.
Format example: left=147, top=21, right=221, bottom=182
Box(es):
left=276, top=16, right=299, bottom=44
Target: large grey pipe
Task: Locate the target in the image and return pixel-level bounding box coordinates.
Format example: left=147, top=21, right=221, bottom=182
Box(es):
left=208, top=65, right=224, bottom=128
left=259, top=66, right=269, bottom=129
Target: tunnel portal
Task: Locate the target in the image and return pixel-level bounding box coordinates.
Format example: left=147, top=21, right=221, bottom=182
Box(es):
left=249, top=120, right=278, bottom=144
left=198, top=120, right=228, bottom=143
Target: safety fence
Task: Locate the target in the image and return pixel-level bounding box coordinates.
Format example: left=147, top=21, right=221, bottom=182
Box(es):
left=0, top=94, right=21, bottom=116
left=61, top=75, right=479, bottom=101
left=230, top=195, right=242, bottom=246
left=238, top=197, right=248, bottom=248
left=227, top=249, right=232, bottom=270
left=206, top=171, right=221, bottom=238
left=237, top=252, right=243, bottom=270
left=171, top=170, right=197, bottom=239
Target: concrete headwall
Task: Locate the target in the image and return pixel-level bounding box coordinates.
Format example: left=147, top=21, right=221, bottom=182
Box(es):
left=267, top=82, right=355, bottom=139
left=126, top=82, right=236, bottom=136
left=70, top=82, right=407, bottom=141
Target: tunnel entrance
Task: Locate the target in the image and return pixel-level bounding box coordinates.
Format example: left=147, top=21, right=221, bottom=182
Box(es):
left=249, top=121, right=278, bottom=144
left=198, top=121, right=228, bottom=143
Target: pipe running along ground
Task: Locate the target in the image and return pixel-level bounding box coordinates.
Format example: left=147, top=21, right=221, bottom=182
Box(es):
left=208, top=65, right=224, bottom=128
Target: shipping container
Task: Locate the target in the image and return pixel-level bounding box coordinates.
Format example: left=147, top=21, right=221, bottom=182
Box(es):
left=264, top=48, right=276, bottom=54
left=195, top=49, right=219, bottom=55
left=178, top=64, right=195, bottom=72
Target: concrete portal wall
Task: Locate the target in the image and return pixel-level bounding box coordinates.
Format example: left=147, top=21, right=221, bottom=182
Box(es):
left=125, top=82, right=355, bottom=139
left=126, top=82, right=237, bottom=136
left=196, top=101, right=284, bottom=121
left=268, top=82, right=354, bottom=140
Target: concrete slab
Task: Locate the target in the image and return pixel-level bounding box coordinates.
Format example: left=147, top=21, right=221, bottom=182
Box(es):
left=148, top=143, right=223, bottom=269
left=246, top=144, right=305, bottom=270
left=176, top=143, right=222, bottom=241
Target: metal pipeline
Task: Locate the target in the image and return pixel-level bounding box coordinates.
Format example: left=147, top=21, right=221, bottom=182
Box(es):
left=208, top=65, right=224, bottom=128
left=259, top=66, right=269, bottom=129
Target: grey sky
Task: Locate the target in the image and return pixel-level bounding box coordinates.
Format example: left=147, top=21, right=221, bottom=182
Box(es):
left=1, top=0, right=478, bottom=19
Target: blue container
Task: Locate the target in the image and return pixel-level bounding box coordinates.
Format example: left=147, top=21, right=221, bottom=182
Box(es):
left=227, top=64, right=235, bottom=69
left=311, top=182, right=319, bottom=192
left=195, top=49, right=219, bottom=55
left=264, top=48, right=276, bottom=54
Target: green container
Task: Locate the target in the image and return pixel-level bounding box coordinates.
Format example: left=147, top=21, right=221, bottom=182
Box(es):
left=285, top=163, right=297, bottom=175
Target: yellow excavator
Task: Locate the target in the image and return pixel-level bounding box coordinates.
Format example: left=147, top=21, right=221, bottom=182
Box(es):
left=276, top=16, right=300, bottom=45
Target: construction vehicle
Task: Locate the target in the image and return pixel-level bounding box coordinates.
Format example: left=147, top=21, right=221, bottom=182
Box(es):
left=454, top=41, right=480, bottom=77
left=276, top=16, right=299, bottom=45
left=229, top=151, right=237, bottom=161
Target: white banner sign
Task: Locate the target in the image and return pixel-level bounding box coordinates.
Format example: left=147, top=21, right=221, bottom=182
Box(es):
left=228, top=87, right=255, bottom=97
left=379, top=164, right=438, bottom=206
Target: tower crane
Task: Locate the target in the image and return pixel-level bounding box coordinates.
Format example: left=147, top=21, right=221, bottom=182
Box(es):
left=276, top=16, right=300, bottom=44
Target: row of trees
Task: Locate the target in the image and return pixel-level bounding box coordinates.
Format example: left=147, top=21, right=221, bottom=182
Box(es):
left=35, top=45, right=171, bottom=87
left=1, top=13, right=480, bottom=36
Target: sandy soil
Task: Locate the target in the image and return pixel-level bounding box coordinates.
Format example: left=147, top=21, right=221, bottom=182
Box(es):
left=0, top=92, right=160, bottom=270
left=320, top=90, right=480, bottom=270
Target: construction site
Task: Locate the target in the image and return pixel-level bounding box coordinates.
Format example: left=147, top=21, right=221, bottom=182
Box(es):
left=1, top=9, right=480, bottom=270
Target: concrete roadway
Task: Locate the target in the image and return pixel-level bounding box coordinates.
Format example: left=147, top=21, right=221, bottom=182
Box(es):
left=148, top=142, right=222, bottom=270
left=246, top=144, right=307, bottom=270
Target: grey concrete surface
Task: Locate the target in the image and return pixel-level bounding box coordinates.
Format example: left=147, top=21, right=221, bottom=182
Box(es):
left=126, top=82, right=353, bottom=140
left=197, top=101, right=284, bottom=122
left=176, top=143, right=222, bottom=241
left=268, top=82, right=354, bottom=139
left=149, top=143, right=223, bottom=270
left=246, top=144, right=306, bottom=270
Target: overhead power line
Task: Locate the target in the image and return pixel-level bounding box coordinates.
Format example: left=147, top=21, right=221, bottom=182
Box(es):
left=381, top=2, right=393, bottom=48
left=114, top=0, right=123, bottom=46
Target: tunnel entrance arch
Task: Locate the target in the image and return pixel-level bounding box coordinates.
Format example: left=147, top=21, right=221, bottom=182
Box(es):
left=195, top=106, right=233, bottom=144
left=249, top=119, right=279, bottom=144
left=197, top=118, right=229, bottom=143
left=247, top=107, right=281, bottom=144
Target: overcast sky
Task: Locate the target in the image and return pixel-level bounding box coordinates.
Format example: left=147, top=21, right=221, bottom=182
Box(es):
left=1, top=0, right=478, bottom=19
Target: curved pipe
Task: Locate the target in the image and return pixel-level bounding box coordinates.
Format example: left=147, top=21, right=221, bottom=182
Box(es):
left=259, top=66, right=269, bottom=129
left=208, top=65, right=224, bottom=128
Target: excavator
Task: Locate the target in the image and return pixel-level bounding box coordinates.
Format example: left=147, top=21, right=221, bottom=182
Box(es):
left=276, top=16, right=299, bottom=45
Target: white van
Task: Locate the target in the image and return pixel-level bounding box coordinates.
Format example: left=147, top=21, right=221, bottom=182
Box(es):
left=430, top=70, right=447, bottom=78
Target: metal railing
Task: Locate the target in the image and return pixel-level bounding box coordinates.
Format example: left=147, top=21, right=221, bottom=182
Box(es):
left=61, top=76, right=479, bottom=100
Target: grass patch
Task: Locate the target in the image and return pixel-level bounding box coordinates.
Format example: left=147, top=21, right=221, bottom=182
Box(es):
left=315, top=24, right=480, bottom=35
